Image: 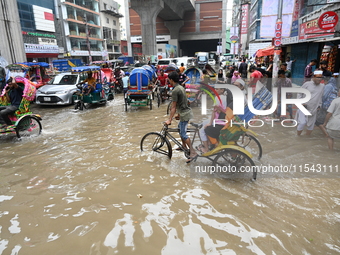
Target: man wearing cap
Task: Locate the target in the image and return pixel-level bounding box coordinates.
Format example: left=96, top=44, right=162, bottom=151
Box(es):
left=0, top=63, right=6, bottom=92
left=296, top=70, right=325, bottom=136
left=333, top=73, right=339, bottom=90
left=0, top=77, right=23, bottom=130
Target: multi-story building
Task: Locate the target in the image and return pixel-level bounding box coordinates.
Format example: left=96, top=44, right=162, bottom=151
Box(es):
left=99, top=0, right=123, bottom=60
left=16, top=0, right=59, bottom=62
left=56, top=0, right=104, bottom=63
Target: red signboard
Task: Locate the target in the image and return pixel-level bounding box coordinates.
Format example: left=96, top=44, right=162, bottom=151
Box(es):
left=241, top=4, right=249, bottom=34
left=299, top=18, right=335, bottom=40
left=273, top=21, right=282, bottom=47
left=318, top=11, right=338, bottom=30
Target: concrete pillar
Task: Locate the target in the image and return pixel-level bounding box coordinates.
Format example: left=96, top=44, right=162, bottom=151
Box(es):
left=165, top=20, right=184, bottom=57
left=130, top=0, right=164, bottom=56
left=0, top=0, right=26, bottom=63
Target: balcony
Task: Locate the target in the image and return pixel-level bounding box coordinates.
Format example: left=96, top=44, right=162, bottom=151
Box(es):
left=100, top=7, right=123, bottom=18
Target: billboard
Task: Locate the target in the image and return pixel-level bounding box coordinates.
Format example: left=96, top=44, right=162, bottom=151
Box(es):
left=241, top=4, right=249, bottom=35
left=260, top=0, right=294, bottom=38
left=33, top=5, right=55, bottom=33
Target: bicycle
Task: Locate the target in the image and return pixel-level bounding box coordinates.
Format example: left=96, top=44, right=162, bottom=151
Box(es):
left=140, top=122, right=261, bottom=180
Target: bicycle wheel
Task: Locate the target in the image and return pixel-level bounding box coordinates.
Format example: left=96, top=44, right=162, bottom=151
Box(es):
left=166, top=101, right=172, bottom=115
left=157, top=93, right=161, bottom=108
left=16, top=116, right=42, bottom=138
left=140, top=132, right=172, bottom=159
left=236, top=133, right=262, bottom=160
left=213, top=149, right=257, bottom=180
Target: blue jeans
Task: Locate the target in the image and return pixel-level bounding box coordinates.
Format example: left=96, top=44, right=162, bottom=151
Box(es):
left=277, top=103, right=293, bottom=118
left=178, top=121, right=189, bottom=140
left=0, top=105, right=18, bottom=125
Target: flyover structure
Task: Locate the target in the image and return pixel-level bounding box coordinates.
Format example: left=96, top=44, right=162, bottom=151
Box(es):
left=130, top=0, right=196, bottom=56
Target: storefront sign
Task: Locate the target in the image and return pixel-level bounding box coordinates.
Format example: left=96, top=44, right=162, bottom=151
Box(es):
left=131, top=35, right=170, bottom=43
left=318, top=11, right=338, bottom=30
left=24, top=44, right=59, bottom=53
left=241, top=4, right=249, bottom=34
left=299, top=18, right=335, bottom=41
left=38, top=38, right=57, bottom=45
left=22, top=31, right=56, bottom=38
left=70, top=50, right=102, bottom=56
left=281, top=36, right=299, bottom=45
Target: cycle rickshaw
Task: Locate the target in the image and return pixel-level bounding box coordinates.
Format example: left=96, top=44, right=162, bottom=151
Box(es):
left=141, top=85, right=272, bottom=180
left=124, top=67, right=154, bottom=111
left=72, top=66, right=114, bottom=110
left=0, top=77, right=42, bottom=138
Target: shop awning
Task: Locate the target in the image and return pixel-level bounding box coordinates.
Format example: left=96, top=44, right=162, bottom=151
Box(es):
left=314, top=37, right=340, bottom=43
left=255, top=46, right=281, bottom=57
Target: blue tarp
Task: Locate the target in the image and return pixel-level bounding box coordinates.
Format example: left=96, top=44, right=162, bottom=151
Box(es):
left=71, top=66, right=101, bottom=72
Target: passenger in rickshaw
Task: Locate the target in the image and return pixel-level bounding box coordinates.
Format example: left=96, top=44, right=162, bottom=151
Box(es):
left=202, top=69, right=211, bottom=84
left=0, top=77, right=23, bottom=130
left=28, top=69, right=37, bottom=83
left=79, top=71, right=96, bottom=95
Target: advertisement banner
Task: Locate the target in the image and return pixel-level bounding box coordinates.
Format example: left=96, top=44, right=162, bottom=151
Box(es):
left=260, top=15, right=293, bottom=38
left=241, top=4, right=249, bottom=35
left=249, top=2, right=258, bottom=25
left=262, top=0, right=294, bottom=16
left=299, top=18, right=335, bottom=41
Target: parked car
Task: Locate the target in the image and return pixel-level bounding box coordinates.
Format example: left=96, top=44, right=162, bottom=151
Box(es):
left=208, top=59, right=216, bottom=66
left=35, top=72, right=83, bottom=105
left=157, top=58, right=175, bottom=71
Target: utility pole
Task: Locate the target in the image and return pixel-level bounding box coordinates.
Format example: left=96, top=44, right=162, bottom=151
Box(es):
left=272, top=0, right=283, bottom=89
left=84, top=14, right=92, bottom=64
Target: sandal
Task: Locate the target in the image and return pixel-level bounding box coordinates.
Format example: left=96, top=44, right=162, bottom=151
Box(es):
left=186, top=154, right=198, bottom=163
left=196, top=144, right=208, bottom=154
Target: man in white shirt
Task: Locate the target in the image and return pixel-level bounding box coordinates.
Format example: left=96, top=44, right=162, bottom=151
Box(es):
left=286, top=56, right=296, bottom=71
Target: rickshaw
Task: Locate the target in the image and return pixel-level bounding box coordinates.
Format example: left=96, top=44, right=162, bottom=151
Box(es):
left=91, top=60, right=115, bottom=93
left=15, top=62, right=51, bottom=88
left=72, top=66, right=114, bottom=110
left=125, top=67, right=153, bottom=111
left=183, top=66, right=204, bottom=106
left=141, top=84, right=273, bottom=180
left=0, top=77, right=42, bottom=138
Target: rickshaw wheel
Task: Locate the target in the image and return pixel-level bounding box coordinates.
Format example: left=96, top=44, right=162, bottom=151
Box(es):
left=236, top=133, right=262, bottom=160
left=16, top=116, right=42, bottom=138
left=140, top=132, right=172, bottom=159
left=212, top=149, right=257, bottom=180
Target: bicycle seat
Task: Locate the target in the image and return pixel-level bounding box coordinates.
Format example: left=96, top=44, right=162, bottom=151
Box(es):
left=190, top=122, right=203, bottom=129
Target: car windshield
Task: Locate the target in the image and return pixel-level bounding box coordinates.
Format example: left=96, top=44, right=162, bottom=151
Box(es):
left=198, top=56, right=207, bottom=61
left=158, top=60, right=170, bottom=65
left=49, top=75, right=78, bottom=85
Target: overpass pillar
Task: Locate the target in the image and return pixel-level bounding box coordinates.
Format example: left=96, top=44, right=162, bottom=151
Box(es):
left=130, top=0, right=164, bottom=56
left=165, top=20, right=184, bottom=57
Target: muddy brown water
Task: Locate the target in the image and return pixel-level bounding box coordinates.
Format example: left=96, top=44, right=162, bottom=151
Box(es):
left=0, top=95, right=339, bottom=254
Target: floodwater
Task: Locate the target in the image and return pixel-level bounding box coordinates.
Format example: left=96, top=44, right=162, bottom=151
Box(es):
left=0, top=95, right=339, bottom=255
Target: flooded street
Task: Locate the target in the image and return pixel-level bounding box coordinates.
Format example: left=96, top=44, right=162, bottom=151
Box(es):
left=0, top=95, right=339, bottom=254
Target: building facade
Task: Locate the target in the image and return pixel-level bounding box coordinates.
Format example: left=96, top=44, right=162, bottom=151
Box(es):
left=99, top=0, right=123, bottom=60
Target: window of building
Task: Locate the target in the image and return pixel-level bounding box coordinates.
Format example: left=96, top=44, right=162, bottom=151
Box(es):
left=123, top=46, right=128, bottom=53
left=112, top=29, right=117, bottom=40
left=106, top=18, right=109, bottom=24
left=113, top=20, right=116, bottom=26
left=104, top=3, right=107, bottom=10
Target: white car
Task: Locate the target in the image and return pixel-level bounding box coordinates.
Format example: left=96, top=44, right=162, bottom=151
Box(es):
left=35, top=73, right=82, bottom=105
left=208, top=59, right=216, bottom=66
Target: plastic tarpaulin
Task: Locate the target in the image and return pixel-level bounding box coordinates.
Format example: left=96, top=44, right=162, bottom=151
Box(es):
left=255, top=46, right=281, bottom=57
